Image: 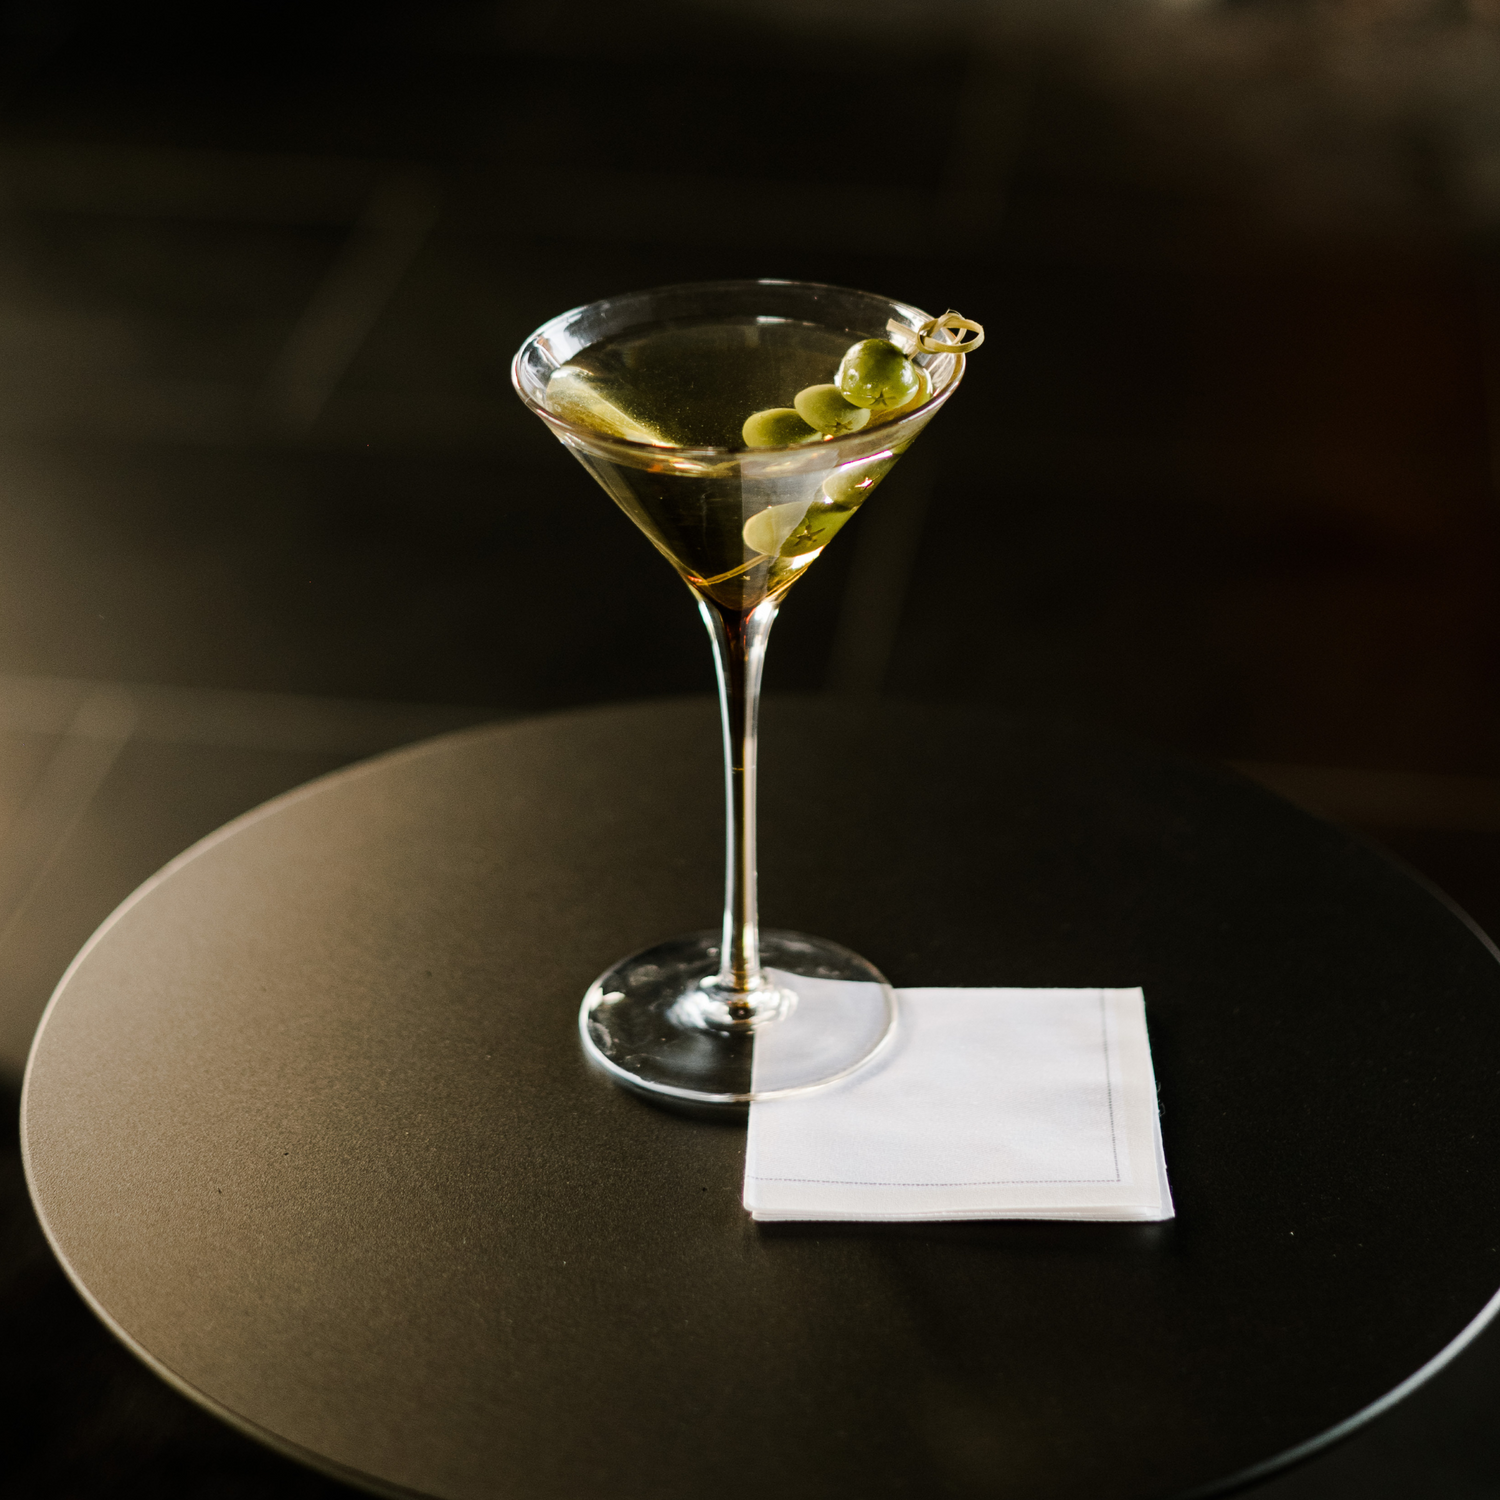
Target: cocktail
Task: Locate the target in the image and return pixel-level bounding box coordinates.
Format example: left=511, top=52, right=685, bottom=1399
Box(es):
left=512, top=280, right=979, bottom=1104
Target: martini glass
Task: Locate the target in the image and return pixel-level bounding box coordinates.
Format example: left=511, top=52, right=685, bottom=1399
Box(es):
left=512, top=279, right=970, bottom=1104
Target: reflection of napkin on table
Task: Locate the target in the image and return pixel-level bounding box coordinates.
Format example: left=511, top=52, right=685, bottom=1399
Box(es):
left=744, top=987, right=1173, bottom=1222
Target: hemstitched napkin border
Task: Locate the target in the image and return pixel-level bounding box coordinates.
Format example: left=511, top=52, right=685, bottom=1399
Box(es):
left=743, top=987, right=1173, bottom=1223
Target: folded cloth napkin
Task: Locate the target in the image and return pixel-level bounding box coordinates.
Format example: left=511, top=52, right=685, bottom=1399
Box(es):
left=744, top=986, right=1173, bottom=1223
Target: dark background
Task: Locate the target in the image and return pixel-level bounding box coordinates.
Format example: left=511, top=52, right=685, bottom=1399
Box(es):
left=1, top=0, right=1498, bottom=1494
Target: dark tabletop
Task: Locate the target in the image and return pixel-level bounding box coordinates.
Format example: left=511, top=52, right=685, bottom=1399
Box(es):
left=20, top=698, right=1500, bottom=1500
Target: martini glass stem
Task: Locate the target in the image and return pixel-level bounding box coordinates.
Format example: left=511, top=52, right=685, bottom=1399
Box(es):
left=699, top=594, right=779, bottom=1004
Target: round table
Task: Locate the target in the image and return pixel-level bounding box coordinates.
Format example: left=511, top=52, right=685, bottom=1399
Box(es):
left=21, top=699, right=1500, bottom=1500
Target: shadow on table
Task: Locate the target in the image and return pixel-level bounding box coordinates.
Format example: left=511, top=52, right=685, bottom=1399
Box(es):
left=756, top=1220, right=1178, bottom=1255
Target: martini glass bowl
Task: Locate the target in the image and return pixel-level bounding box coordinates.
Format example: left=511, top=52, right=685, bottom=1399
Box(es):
left=512, top=279, right=967, bottom=1103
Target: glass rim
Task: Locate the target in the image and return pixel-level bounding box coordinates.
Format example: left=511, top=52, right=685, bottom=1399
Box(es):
left=510, top=277, right=963, bottom=460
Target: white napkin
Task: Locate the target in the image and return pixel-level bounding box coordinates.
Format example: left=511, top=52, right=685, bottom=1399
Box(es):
left=744, top=987, right=1173, bottom=1222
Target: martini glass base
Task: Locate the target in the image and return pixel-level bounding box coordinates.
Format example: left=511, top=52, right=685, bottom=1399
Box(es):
left=580, top=929, right=896, bottom=1105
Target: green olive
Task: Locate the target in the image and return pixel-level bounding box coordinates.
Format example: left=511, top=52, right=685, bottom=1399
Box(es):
left=781, top=499, right=856, bottom=555
left=743, top=500, right=808, bottom=555
left=742, top=407, right=819, bottom=448
left=823, top=452, right=897, bottom=505
left=743, top=497, right=855, bottom=557
left=793, top=383, right=870, bottom=436
left=836, top=338, right=921, bottom=411
left=869, top=363, right=931, bottom=423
